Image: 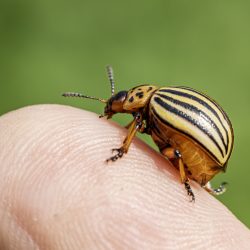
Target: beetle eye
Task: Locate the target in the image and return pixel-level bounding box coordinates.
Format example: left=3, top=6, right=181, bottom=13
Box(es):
left=109, top=91, right=127, bottom=107
left=113, top=91, right=127, bottom=102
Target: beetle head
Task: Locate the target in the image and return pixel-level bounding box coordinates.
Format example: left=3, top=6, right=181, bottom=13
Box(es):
left=104, top=90, right=128, bottom=118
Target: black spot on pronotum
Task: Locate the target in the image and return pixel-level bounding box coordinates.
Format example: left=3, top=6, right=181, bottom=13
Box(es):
left=147, top=86, right=153, bottom=92
left=135, top=91, right=144, bottom=99
left=136, top=91, right=144, bottom=97
left=136, top=91, right=143, bottom=96
left=129, top=96, right=134, bottom=103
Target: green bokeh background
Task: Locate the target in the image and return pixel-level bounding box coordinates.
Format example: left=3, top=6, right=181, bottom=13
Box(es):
left=1, top=1, right=249, bottom=227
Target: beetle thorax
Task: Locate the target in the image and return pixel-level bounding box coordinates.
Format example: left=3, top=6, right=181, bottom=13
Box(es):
left=122, top=85, right=159, bottom=112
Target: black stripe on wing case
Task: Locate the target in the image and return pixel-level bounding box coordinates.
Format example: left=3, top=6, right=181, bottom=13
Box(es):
left=153, top=96, right=224, bottom=158
left=158, top=88, right=230, bottom=145
left=150, top=106, right=220, bottom=162
left=174, top=86, right=232, bottom=123
left=156, top=93, right=228, bottom=153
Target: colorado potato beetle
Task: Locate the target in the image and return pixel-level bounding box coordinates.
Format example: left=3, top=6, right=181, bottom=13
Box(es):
left=63, top=66, right=234, bottom=201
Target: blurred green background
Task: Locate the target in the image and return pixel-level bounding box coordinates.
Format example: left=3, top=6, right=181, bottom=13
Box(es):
left=0, top=0, right=249, bottom=227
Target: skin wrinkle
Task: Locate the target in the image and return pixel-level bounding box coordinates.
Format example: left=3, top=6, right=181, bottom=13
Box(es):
left=0, top=209, right=40, bottom=250
left=9, top=211, right=41, bottom=250
left=0, top=104, right=249, bottom=250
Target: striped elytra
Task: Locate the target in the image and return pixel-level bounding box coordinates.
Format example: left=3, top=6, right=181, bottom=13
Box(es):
left=63, top=66, right=234, bottom=200
left=149, top=86, right=234, bottom=166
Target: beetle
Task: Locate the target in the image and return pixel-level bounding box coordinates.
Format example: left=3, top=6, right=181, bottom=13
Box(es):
left=63, top=66, right=234, bottom=201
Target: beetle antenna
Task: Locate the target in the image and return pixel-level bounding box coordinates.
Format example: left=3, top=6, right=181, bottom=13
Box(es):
left=62, top=92, right=107, bottom=103
left=106, top=65, right=115, bottom=96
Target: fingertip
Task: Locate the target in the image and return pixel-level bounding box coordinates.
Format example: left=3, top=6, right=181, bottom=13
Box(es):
left=0, top=104, right=249, bottom=249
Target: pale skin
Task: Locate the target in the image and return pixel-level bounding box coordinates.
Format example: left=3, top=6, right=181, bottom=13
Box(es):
left=0, top=105, right=249, bottom=250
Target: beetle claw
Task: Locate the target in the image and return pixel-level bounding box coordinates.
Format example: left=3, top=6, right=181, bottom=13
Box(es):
left=203, top=181, right=228, bottom=196
left=106, top=148, right=125, bottom=162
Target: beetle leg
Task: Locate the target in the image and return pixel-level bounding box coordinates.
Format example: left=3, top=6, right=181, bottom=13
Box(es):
left=107, top=113, right=143, bottom=162
left=203, top=181, right=227, bottom=195
left=125, top=120, right=145, bottom=133
left=161, top=148, right=195, bottom=202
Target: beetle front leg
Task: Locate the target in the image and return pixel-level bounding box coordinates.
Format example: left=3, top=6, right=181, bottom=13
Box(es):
left=161, top=147, right=195, bottom=202
left=106, top=113, right=143, bottom=162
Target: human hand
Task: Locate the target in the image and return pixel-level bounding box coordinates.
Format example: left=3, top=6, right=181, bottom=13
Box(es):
left=0, top=105, right=249, bottom=249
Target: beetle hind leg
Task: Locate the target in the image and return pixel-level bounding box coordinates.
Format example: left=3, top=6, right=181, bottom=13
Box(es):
left=203, top=181, right=227, bottom=195
left=161, top=147, right=195, bottom=202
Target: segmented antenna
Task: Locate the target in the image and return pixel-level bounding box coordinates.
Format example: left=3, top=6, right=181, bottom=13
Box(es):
left=62, top=92, right=107, bottom=103
left=106, top=65, right=115, bottom=96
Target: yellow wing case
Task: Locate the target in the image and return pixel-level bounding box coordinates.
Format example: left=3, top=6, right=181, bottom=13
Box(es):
left=150, top=86, right=234, bottom=166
